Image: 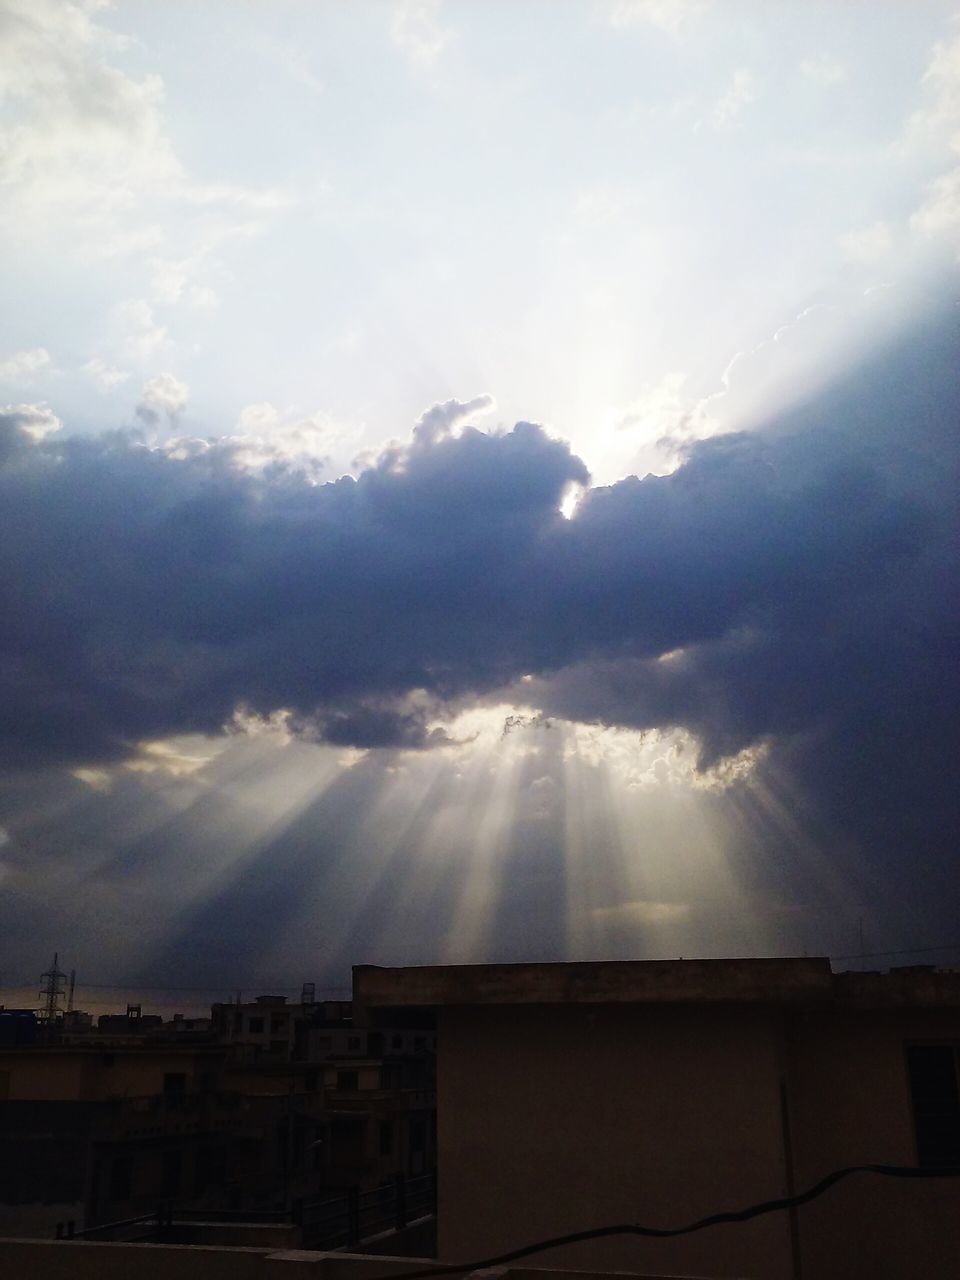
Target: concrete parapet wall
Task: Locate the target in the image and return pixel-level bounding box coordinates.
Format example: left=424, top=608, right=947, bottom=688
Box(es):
left=0, top=1241, right=721, bottom=1280
left=0, top=1238, right=272, bottom=1279
left=354, top=958, right=834, bottom=1009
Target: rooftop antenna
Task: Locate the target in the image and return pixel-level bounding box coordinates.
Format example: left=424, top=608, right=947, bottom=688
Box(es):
left=301, top=981, right=316, bottom=1005
left=38, top=953, right=67, bottom=1023
left=67, top=969, right=76, bottom=1013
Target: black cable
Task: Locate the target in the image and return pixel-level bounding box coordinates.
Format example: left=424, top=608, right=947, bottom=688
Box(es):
left=383, top=1164, right=960, bottom=1280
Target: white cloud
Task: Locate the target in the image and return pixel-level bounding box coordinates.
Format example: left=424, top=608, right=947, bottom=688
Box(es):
left=0, top=0, right=291, bottom=261
left=155, top=402, right=357, bottom=482
left=911, top=169, right=960, bottom=242
left=81, top=357, right=130, bottom=391
left=0, top=402, right=62, bottom=440
left=711, top=69, right=757, bottom=130
left=911, top=31, right=960, bottom=139
left=228, top=402, right=357, bottom=477
left=391, top=0, right=452, bottom=69
left=246, top=34, right=324, bottom=97
left=0, top=0, right=181, bottom=237
left=607, top=0, right=708, bottom=35
left=907, top=33, right=960, bottom=251
left=112, top=299, right=168, bottom=361
left=187, top=285, right=219, bottom=310
left=136, top=372, right=189, bottom=425
left=799, top=54, right=846, bottom=87
left=0, top=347, right=51, bottom=386
left=840, top=220, right=895, bottom=264
left=591, top=899, right=692, bottom=925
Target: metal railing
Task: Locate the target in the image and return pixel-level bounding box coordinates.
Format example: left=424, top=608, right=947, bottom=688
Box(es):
left=297, top=1170, right=436, bottom=1250
left=55, top=1203, right=174, bottom=1241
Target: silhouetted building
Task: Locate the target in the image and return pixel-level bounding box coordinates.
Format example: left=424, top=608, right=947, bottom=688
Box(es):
left=0, top=990, right=435, bottom=1244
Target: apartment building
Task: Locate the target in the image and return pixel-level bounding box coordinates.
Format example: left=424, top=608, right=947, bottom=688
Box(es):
left=0, top=993, right=435, bottom=1242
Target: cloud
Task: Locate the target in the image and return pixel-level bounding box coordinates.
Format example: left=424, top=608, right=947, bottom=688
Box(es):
left=0, top=402, right=61, bottom=461
left=799, top=55, right=846, bottom=87
left=710, top=69, right=757, bottom=130
left=412, top=393, right=496, bottom=445
left=840, top=221, right=895, bottom=264
left=82, top=357, right=130, bottom=391
left=0, top=347, right=52, bottom=386
left=0, top=313, right=957, bottom=949
left=154, top=402, right=356, bottom=484
left=113, top=299, right=168, bottom=362
left=390, top=0, right=452, bottom=69
left=591, top=899, right=692, bottom=925
left=607, top=0, right=708, bottom=35
left=908, top=33, right=960, bottom=252
left=0, top=0, right=181, bottom=237
left=0, top=0, right=290, bottom=264
left=135, top=372, right=189, bottom=426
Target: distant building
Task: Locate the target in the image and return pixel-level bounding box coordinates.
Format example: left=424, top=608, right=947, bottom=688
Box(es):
left=1, top=990, right=435, bottom=1244
left=0, top=1009, right=38, bottom=1048
left=356, top=957, right=960, bottom=1280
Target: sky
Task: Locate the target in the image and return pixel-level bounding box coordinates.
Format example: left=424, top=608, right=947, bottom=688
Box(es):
left=1, top=0, right=959, bottom=1009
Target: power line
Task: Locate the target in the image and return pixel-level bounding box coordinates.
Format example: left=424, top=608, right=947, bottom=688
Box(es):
left=380, top=1164, right=960, bottom=1280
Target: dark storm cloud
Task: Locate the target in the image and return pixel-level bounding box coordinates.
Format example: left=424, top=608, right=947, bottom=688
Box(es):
left=0, top=309, right=957, bottom=835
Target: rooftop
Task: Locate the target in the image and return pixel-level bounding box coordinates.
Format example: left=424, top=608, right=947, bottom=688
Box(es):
left=354, top=957, right=960, bottom=1010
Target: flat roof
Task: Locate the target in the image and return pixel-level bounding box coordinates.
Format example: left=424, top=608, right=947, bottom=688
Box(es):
left=354, top=957, right=960, bottom=1010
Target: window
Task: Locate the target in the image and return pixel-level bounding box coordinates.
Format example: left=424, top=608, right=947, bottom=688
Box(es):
left=907, top=1044, right=960, bottom=1167
left=410, top=1118, right=426, bottom=1152
left=247, top=1016, right=265, bottom=1034
left=270, top=1040, right=286, bottom=1054
left=305, top=1070, right=319, bottom=1092
left=163, top=1072, right=186, bottom=1095
left=337, top=1070, right=358, bottom=1091
left=392, top=1035, right=403, bottom=1050
left=102, top=1053, right=115, bottom=1068
left=270, top=1015, right=287, bottom=1034
left=348, top=1035, right=362, bottom=1052
left=414, top=1036, right=425, bottom=1052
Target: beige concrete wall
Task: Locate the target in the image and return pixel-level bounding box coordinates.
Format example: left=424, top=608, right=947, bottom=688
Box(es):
left=0, top=1052, right=90, bottom=1099
left=436, top=1002, right=960, bottom=1280
left=0, top=1049, right=212, bottom=1100
left=436, top=1003, right=794, bottom=1280
left=786, top=1007, right=960, bottom=1278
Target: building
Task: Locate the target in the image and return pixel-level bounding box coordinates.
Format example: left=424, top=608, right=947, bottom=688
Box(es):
left=355, top=957, right=960, bottom=1280
left=0, top=992, right=435, bottom=1246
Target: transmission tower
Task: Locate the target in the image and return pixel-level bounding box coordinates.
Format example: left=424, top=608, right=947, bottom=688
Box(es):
left=38, top=953, right=67, bottom=1023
